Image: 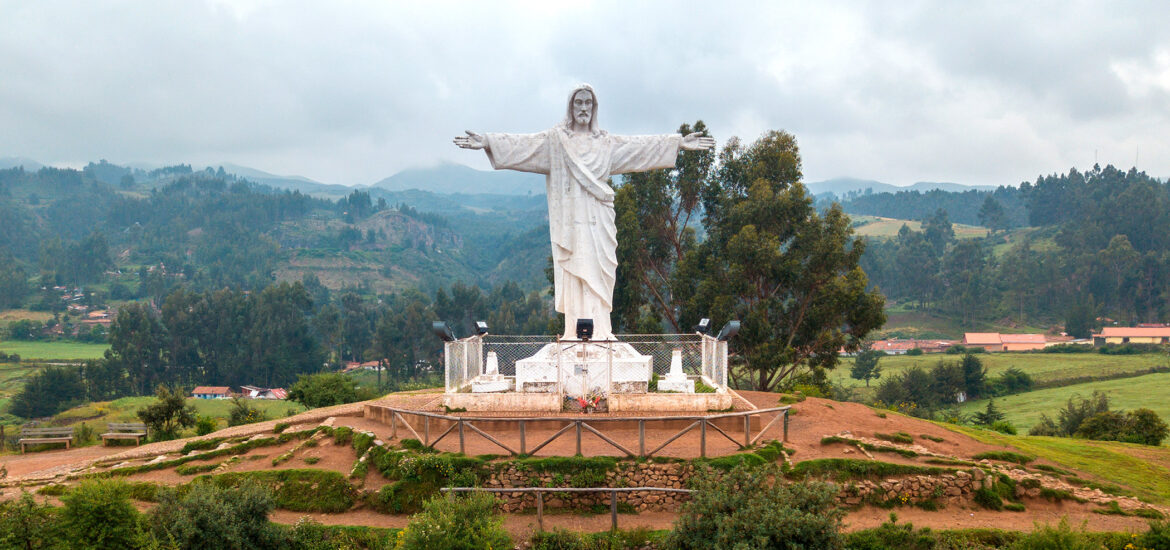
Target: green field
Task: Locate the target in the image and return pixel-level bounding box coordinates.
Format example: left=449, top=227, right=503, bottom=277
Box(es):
left=944, top=423, right=1170, bottom=505
left=0, top=310, right=53, bottom=326
left=0, top=362, right=41, bottom=423
left=957, top=371, right=1170, bottom=432
left=0, top=340, right=110, bottom=361
left=48, top=396, right=307, bottom=434
left=851, top=216, right=988, bottom=239
left=833, top=352, right=1169, bottom=402
left=876, top=307, right=1050, bottom=340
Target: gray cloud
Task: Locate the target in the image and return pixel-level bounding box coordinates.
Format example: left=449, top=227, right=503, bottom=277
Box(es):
left=1, top=1, right=1167, bottom=187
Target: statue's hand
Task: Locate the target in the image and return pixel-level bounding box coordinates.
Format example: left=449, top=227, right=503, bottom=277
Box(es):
left=681, top=132, right=716, bottom=151
left=453, top=130, right=487, bottom=150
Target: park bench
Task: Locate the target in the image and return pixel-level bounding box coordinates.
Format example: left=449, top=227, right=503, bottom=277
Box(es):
left=101, top=422, right=148, bottom=446
left=19, top=427, right=74, bottom=453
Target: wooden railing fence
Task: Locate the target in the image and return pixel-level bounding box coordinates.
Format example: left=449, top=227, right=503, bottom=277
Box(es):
left=441, top=486, right=694, bottom=531
left=368, top=405, right=790, bottom=458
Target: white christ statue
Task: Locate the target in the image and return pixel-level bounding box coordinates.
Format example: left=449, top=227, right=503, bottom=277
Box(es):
left=454, top=84, right=715, bottom=341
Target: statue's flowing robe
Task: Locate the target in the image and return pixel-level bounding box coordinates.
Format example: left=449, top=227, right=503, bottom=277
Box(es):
left=485, top=128, right=681, bottom=340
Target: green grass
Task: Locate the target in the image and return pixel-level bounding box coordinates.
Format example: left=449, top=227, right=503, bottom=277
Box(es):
left=942, top=424, right=1170, bottom=505
left=956, top=371, right=1170, bottom=431
left=0, top=340, right=110, bottom=360
left=49, top=396, right=306, bottom=434
left=0, top=362, right=41, bottom=423
left=833, top=351, right=1168, bottom=402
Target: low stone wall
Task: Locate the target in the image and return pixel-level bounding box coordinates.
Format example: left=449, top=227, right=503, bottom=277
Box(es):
left=484, top=462, right=696, bottom=512
left=838, top=468, right=988, bottom=507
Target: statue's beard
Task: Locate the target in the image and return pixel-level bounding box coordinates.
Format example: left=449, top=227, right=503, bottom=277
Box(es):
left=575, top=112, right=590, bottom=125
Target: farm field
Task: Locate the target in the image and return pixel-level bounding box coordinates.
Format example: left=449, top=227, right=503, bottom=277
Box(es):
left=956, top=371, right=1170, bottom=433
left=851, top=215, right=988, bottom=239
left=0, top=362, right=41, bottom=424
left=0, top=309, right=53, bottom=326
left=876, top=306, right=1052, bottom=340
left=832, top=351, right=1168, bottom=400
left=0, top=340, right=110, bottom=360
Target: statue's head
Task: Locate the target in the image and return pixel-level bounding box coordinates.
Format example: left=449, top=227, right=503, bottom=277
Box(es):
left=561, top=84, right=600, bottom=134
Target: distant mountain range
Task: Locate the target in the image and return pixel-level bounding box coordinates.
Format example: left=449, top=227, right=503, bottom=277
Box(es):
left=805, top=177, right=996, bottom=197
left=0, top=157, right=45, bottom=171
left=372, top=161, right=543, bottom=196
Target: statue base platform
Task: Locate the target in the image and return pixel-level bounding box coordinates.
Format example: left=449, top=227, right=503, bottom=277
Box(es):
left=514, top=341, right=651, bottom=396
left=656, top=376, right=695, bottom=393
left=470, top=374, right=514, bottom=393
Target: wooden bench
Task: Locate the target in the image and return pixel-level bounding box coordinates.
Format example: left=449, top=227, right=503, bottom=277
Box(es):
left=101, top=422, right=148, bottom=446
left=19, top=427, right=74, bottom=453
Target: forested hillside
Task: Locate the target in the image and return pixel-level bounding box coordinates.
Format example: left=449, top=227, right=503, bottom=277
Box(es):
left=854, top=164, right=1170, bottom=331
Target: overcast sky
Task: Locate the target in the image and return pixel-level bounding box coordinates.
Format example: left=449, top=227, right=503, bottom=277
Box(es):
left=2, top=1, right=1169, bottom=188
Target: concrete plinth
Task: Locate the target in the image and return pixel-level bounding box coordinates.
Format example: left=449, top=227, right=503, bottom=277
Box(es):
left=608, top=392, right=731, bottom=412
left=443, top=392, right=561, bottom=412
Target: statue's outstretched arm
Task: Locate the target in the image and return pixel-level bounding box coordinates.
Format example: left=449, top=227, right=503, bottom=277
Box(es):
left=453, top=130, right=488, bottom=150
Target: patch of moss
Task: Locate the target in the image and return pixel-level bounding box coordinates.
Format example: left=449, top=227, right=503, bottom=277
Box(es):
left=875, top=432, right=914, bottom=445
left=972, top=451, right=1034, bottom=465
left=203, top=469, right=357, bottom=513
left=785, top=459, right=955, bottom=482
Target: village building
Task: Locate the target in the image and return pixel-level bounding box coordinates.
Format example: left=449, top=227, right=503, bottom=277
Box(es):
left=239, top=385, right=288, bottom=400
left=962, top=333, right=1048, bottom=352
left=868, top=338, right=955, bottom=355
left=191, top=386, right=231, bottom=399
left=1092, top=327, right=1170, bottom=346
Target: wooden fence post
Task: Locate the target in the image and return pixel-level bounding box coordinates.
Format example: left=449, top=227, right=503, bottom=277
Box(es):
left=519, top=420, right=526, bottom=455
left=700, top=418, right=707, bottom=458
left=575, top=421, right=582, bottom=456
left=744, top=414, right=751, bottom=448
left=638, top=420, right=645, bottom=457
left=610, top=490, right=618, bottom=531
left=536, top=491, right=544, bottom=531
left=783, top=409, right=789, bottom=442
left=458, top=419, right=465, bottom=454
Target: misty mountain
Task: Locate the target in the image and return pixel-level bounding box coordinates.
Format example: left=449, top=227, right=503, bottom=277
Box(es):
left=212, top=163, right=356, bottom=197
left=373, top=161, right=543, bottom=196
left=0, top=157, right=45, bottom=171
left=806, top=177, right=995, bottom=197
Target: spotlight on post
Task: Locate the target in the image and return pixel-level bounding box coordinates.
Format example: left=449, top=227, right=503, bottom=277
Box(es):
left=475, top=321, right=489, bottom=336
left=431, top=321, right=456, bottom=342
left=716, top=320, right=740, bottom=342
left=575, top=318, right=594, bottom=341
left=693, top=318, right=711, bottom=335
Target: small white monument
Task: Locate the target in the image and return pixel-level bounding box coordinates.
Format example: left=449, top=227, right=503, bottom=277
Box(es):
left=514, top=341, right=652, bottom=395
left=656, top=349, right=695, bottom=393
left=471, top=351, right=513, bottom=393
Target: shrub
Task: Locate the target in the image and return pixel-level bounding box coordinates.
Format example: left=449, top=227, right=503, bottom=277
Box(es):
left=288, top=518, right=399, bottom=549
left=990, top=420, right=1018, bottom=435
left=669, top=464, right=844, bottom=549
left=994, top=367, right=1034, bottom=395
left=397, top=492, right=511, bottom=550
left=1075, top=410, right=1127, bottom=440
left=194, top=415, right=217, bottom=436
left=273, top=422, right=290, bottom=434
left=61, top=480, right=142, bottom=550
left=972, top=451, right=1033, bottom=465
left=1122, top=408, right=1169, bottom=446
left=0, top=492, right=62, bottom=549
left=874, top=432, right=914, bottom=445
left=149, top=479, right=284, bottom=549
left=228, top=397, right=266, bottom=427
left=1141, top=520, right=1170, bottom=550
left=208, top=469, right=357, bottom=513
left=905, top=348, right=923, bottom=356
left=74, top=422, right=96, bottom=446
left=531, top=528, right=663, bottom=550
left=137, top=385, right=197, bottom=440
left=1006, top=518, right=1101, bottom=550
left=288, top=373, right=360, bottom=408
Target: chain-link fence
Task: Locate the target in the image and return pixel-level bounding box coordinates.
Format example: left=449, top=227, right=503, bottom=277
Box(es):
left=444, top=333, right=728, bottom=395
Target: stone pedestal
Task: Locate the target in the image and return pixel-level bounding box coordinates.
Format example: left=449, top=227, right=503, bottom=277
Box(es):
left=515, top=341, right=652, bottom=395
left=657, top=349, right=695, bottom=393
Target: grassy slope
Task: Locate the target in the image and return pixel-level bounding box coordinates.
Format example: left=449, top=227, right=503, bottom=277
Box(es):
left=832, top=352, right=1167, bottom=402
left=0, top=362, right=40, bottom=423
left=0, top=340, right=110, bottom=360
left=957, top=371, right=1170, bottom=431
left=51, top=396, right=307, bottom=434
left=943, top=423, right=1170, bottom=505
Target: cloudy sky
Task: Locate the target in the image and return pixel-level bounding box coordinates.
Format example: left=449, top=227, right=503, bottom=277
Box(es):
left=2, top=1, right=1169, bottom=187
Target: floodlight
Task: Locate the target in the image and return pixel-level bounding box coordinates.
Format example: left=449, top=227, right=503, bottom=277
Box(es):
left=716, top=320, right=741, bottom=341
left=475, top=321, right=489, bottom=336
left=693, top=318, right=711, bottom=334
left=431, top=321, right=456, bottom=342
left=575, top=318, right=594, bottom=341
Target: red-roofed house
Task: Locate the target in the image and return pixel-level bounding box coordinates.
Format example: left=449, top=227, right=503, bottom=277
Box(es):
left=962, top=333, right=1048, bottom=352
left=1093, top=327, right=1170, bottom=346
left=240, top=385, right=289, bottom=400
left=191, top=386, right=231, bottom=399
left=963, top=333, right=1004, bottom=352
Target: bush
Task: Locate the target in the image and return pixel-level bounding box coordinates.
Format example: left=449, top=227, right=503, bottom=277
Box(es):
left=194, top=415, right=217, bottom=436
left=61, top=480, right=142, bottom=550
left=288, top=373, right=360, bottom=408
left=138, top=385, right=196, bottom=440
left=1007, top=518, right=1101, bottom=550
left=669, top=464, right=844, bottom=549
left=228, top=397, right=266, bottom=427
left=288, top=518, right=399, bottom=549
left=397, top=492, right=511, bottom=550
left=905, top=348, right=923, bottom=356
left=1121, top=408, right=1169, bottom=446
left=74, top=422, right=96, bottom=446
left=530, top=528, right=663, bottom=550
left=1075, top=410, right=1127, bottom=440
left=148, top=480, right=284, bottom=550
left=972, top=451, right=1033, bottom=465
left=0, top=492, right=62, bottom=549
left=1142, top=520, right=1170, bottom=550
left=994, top=367, right=1034, bottom=395
left=990, top=420, right=1018, bottom=435
left=207, top=469, right=357, bottom=513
